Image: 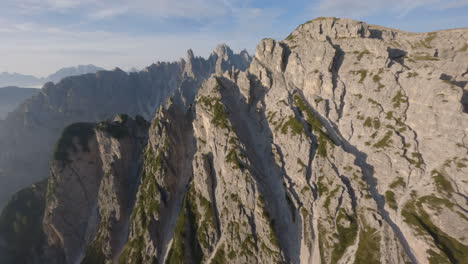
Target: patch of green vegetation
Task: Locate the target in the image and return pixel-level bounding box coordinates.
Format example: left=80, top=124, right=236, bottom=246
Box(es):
left=392, top=91, right=406, bottom=108
left=458, top=43, right=468, bottom=52
left=389, top=177, right=406, bottom=189
left=431, top=170, right=454, bottom=195
left=412, top=54, right=440, bottom=61
left=363, top=117, right=372, bottom=128
left=355, top=231, right=381, bottom=263
left=372, top=74, right=385, bottom=90
left=266, top=111, right=277, bottom=123
left=419, top=195, right=454, bottom=214
left=373, top=118, right=381, bottom=130
left=354, top=223, right=381, bottom=264
left=317, top=176, right=329, bottom=196
left=373, top=131, right=393, bottom=148
left=353, top=93, right=363, bottom=99
left=281, top=116, right=305, bottom=136
left=301, top=186, right=311, bottom=194
left=118, top=236, right=146, bottom=264
left=190, top=189, right=217, bottom=251
left=198, top=96, right=229, bottom=129
left=53, top=122, right=95, bottom=163
left=285, top=33, right=296, bottom=41
left=121, top=146, right=166, bottom=263
left=317, top=222, right=329, bottom=263
left=212, top=102, right=229, bottom=129
left=363, top=115, right=381, bottom=130
left=239, top=234, right=256, bottom=257
left=0, top=183, right=45, bottom=263
left=402, top=199, right=468, bottom=264
left=385, top=191, right=397, bottom=210
left=82, top=237, right=105, bottom=264
left=227, top=250, right=237, bottom=260
left=385, top=111, right=394, bottom=120
left=408, top=152, right=424, bottom=168
left=350, top=69, right=368, bottom=83
left=210, top=246, right=226, bottom=264
left=324, top=186, right=340, bottom=211
left=407, top=72, right=419, bottom=78
left=330, top=209, right=358, bottom=264
left=226, top=147, right=244, bottom=170
left=422, top=33, right=436, bottom=48
left=198, top=95, right=217, bottom=108
left=166, top=189, right=203, bottom=264
left=356, top=49, right=371, bottom=61
left=293, top=95, right=334, bottom=157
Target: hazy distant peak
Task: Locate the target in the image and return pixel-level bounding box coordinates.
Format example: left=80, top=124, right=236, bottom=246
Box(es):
left=0, top=65, right=105, bottom=87
left=45, top=64, right=105, bottom=83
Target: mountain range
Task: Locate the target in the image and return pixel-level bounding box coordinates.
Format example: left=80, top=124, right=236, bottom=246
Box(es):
left=0, top=18, right=467, bottom=264
left=0, top=65, right=105, bottom=87
left=0, top=44, right=251, bottom=211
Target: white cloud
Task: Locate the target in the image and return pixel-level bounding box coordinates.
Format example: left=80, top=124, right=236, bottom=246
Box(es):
left=4, top=0, right=234, bottom=19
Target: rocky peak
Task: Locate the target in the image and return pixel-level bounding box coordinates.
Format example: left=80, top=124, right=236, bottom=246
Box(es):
left=288, top=17, right=372, bottom=41
left=213, top=43, right=234, bottom=59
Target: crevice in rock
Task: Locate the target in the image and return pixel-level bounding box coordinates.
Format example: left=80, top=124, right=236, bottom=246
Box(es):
left=216, top=76, right=301, bottom=263
left=460, top=89, right=468, bottom=113
left=325, top=36, right=346, bottom=120
left=279, top=42, right=292, bottom=73
left=317, top=115, right=418, bottom=263
left=203, top=153, right=222, bottom=238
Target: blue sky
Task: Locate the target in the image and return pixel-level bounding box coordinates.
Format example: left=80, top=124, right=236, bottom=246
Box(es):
left=0, top=0, right=467, bottom=76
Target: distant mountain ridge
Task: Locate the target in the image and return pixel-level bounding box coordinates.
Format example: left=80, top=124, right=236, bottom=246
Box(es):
left=0, top=87, right=39, bottom=119
left=0, top=65, right=105, bottom=87
left=0, top=44, right=250, bottom=210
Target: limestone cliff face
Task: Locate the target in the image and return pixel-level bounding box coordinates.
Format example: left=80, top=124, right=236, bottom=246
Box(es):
left=43, top=115, right=150, bottom=264
left=0, top=45, right=251, bottom=210
left=1, top=18, right=467, bottom=264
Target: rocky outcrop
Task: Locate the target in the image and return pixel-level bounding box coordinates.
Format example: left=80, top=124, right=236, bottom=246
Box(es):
left=43, top=115, right=150, bottom=264
left=0, top=45, right=251, bottom=210
left=1, top=18, right=467, bottom=264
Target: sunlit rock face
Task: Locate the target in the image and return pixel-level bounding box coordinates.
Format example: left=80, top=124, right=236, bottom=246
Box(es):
left=1, top=18, right=468, bottom=264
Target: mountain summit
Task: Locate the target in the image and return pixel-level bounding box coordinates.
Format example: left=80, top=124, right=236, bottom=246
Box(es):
left=0, top=18, right=467, bottom=264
